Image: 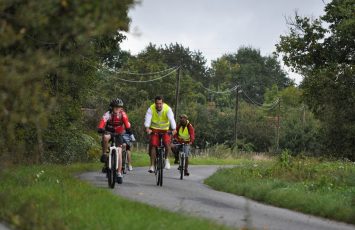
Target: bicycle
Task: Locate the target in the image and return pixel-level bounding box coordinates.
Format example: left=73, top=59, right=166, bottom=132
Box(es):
left=155, top=133, right=166, bottom=186
left=106, top=132, right=122, bottom=189
left=176, top=143, right=189, bottom=180
left=150, top=132, right=172, bottom=186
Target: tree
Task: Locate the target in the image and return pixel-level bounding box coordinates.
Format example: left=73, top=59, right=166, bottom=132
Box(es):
left=276, top=0, right=355, bottom=159
left=209, top=47, right=292, bottom=108
left=0, top=0, right=136, bottom=164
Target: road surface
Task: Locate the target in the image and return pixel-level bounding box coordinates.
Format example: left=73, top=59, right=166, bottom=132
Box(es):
left=79, top=165, right=355, bottom=230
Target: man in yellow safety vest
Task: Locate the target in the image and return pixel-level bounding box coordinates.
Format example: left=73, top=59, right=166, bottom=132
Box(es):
left=144, top=96, right=177, bottom=173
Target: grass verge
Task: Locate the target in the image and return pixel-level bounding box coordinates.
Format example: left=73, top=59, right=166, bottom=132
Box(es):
left=0, top=161, right=229, bottom=230
left=204, top=153, right=355, bottom=224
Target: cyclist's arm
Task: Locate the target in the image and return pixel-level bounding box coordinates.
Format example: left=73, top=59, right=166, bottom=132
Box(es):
left=121, top=112, right=131, bottom=129
left=167, top=108, right=176, bottom=130
left=188, top=124, right=195, bottom=144
left=97, top=111, right=110, bottom=130
left=144, top=107, right=153, bottom=133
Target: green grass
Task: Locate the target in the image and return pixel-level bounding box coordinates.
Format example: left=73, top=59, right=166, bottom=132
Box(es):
left=205, top=155, right=355, bottom=224
left=0, top=162, right=229, bottom=230
left=133, top=150, right=256, bottom=166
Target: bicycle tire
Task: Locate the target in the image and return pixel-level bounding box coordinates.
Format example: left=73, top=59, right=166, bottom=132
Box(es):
left=108, top=150, right=116, bottom=189
left=159, top=149, right=164, bottom=186
left=122, top=149, right=127, bottom=174
left=180, top=153, right=184, bottom=180
left=155, top=154, right=159, bottom=186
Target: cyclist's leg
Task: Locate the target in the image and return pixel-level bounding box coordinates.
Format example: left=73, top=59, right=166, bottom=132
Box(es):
left=163, top=133, right=173, bottom=158
left=163, top=133, right=172, bottom=169
left=126, top=144, right=132, bottom=168
left=115, top=146, right=123, bottom=183
left=171, top=143, right=179, bottom=164
left=101, top=134, right=111, bottom=158
left=101, top=134, right=111, bottom=172
left=184, top=145, right=190, bottom=176
left=149, top=134, right=159, bottom=172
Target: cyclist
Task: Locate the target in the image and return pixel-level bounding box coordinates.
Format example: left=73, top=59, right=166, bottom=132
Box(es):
left=122, top=130, right=136, bottom=171
left=172, top=114, right=195, bottom=176
left=144, top=95, right=176, bottom=173
left=97, top=98, right=132, bottom=184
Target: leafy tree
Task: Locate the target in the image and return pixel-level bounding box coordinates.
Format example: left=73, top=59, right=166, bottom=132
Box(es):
left=0, top=0, right=136, bottom=164
left=276, top=0, right=355, bottom=159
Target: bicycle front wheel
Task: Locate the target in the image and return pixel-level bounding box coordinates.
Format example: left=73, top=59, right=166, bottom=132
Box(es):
left=180, top=153, right=184, bottom=180
left=108, top=150, right=117, bottom=189
left=159, top=150, right=164, bottom=186
left=122, top=149, right=127, bottom=174
left=155, top=155, right=159, bottom=186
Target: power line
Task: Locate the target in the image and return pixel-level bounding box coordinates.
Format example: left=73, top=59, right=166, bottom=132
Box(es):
left=240, top=89, right=263, bottom=106
left=200, top=84, right=239, bottom=94
left=82, top=57, right=178, bottom=83
left=107, top=66, right=179, bottom=76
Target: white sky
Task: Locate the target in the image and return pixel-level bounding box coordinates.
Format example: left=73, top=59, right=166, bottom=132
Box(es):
left=121, top=0, right=328, bottom=84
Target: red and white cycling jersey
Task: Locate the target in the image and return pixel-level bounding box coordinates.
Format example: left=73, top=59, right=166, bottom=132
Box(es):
left=98, top=111, right=131, bottom=134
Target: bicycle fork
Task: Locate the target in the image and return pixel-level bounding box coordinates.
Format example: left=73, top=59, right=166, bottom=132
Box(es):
left=108, top=146, right=119, bottom=170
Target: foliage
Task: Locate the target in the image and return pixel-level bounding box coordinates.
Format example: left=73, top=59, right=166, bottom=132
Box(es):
left=276, top=0, right=355, bottom=159
left=0, top=0, right=136, bottom=164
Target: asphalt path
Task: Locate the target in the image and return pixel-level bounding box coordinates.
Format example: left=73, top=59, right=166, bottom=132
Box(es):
left=79, top=165, right=355, bottom=230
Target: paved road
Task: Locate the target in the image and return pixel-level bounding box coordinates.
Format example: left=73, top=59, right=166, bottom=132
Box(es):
left=79, top=165, right=355, bottom=230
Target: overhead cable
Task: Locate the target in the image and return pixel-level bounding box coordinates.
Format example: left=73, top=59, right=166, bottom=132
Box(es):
left=200, top=84, right=239, bottom=94
left=82, top=57, right=178, bottom=83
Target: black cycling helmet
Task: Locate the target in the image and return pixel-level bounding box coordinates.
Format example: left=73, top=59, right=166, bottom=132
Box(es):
left=110, top=98, right=124, bottom=108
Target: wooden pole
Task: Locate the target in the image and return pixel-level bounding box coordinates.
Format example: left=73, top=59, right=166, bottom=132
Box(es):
left=234, top=88, right=239, bottom=145
left=276, top=99, right=281, bottom=151
left=174, top=67, right=181, bottom=119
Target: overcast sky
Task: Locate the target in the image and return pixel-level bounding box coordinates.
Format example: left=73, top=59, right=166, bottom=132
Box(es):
left=121, top=0, right=328, bottom=84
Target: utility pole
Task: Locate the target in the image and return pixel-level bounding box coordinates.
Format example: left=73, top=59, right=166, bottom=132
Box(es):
left=174, top=66, right=181, bottom=119
left=302, top=104, right=306, bottom=127
left=276, top=98, right=281, bottom=152
left=234, top=87, right=240, bottom=145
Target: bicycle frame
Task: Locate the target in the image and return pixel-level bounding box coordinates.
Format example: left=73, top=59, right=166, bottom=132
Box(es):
left=108, top=139, right=119, bottom=171
left=106, top=132, right=122, bottom=188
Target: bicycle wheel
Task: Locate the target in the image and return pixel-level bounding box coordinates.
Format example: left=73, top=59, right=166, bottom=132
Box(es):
left=122, top=149, right=127, bottom=174
left=180, top=153, right=184, bottom=180
left=108, top=150, right=116, bottom=189
left=155, top=151, right=159, bottom=185
left=158, top=149, right=164, bottom=186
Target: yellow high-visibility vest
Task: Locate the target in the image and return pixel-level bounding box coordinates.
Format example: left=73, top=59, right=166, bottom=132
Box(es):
left=178, top=121, right=190, bottom=141
left=150, top=103, right=170, bottom=130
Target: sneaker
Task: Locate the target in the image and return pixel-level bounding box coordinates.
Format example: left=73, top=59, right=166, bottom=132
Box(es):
left=128, top=165, right=133, bottom=171
left=148, top=165, right=155, bottom=173
left=102, top=166, right=108, bottom=173
left=165, top=159, right=171, bottom=170
left=100, top=154, right=107, bottom=163
left=184, top=170, right=190, bottom=176
left=116, top=173, right=123, bottom=184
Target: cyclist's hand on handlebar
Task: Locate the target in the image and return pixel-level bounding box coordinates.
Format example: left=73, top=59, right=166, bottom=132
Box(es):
left=172, top=129, right=177, bottom=135
left=97, top=128, right=105, bottom=134
left=146, top=128, right=152, bottom=135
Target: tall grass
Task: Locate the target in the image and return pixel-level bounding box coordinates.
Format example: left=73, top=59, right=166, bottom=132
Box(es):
left=205, top=151, right=355, bottom=224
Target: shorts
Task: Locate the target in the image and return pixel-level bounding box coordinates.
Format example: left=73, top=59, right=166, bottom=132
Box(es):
left=122, top=134, right=132, bottom=151
left=104, top=133, right=123, bottom=146
left=176, top=144, right=190, bottom=157
left=150, top=131, right=171, bottom=147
